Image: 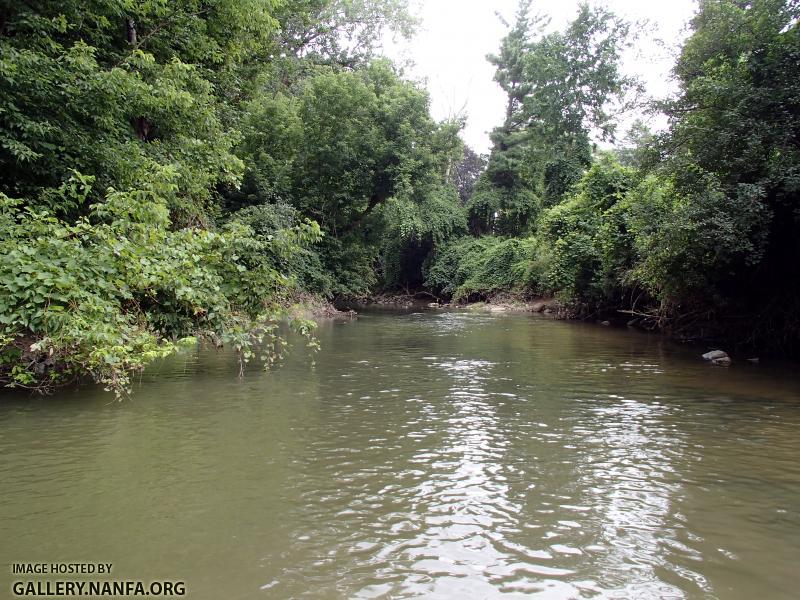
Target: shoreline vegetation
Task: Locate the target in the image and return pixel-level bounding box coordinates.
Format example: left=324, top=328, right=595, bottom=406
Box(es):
left=341, top=292, right=748, bottom=353
left=346, top=293, right=559, bottom=315
left=2, top=0, right=798, bottom=395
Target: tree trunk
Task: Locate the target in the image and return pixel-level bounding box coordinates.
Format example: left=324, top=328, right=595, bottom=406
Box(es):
left=126, top=18, right=137, bottom=45
left=340, top=193, right=386, bottom=234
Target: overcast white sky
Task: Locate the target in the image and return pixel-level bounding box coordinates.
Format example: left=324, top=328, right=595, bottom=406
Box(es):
left=382, top=0, right=698, bottom=153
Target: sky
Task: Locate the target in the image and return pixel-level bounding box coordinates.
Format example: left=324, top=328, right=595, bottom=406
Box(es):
left=382, top=0, right=698, bottom=153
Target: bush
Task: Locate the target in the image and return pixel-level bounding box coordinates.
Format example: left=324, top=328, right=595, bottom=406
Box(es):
left=0, top=171, right=320, bottom=396
left=623, top=171, right=771, bottom=306
left=230, top=202, right=334, bottom=297
left=423, top=236, right=535, bottom=301
left=532, top=155, right=635, bottom=304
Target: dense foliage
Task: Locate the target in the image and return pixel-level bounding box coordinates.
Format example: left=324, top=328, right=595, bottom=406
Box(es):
left=3, top=0, right=799, bottom=396
left=427, top=0, right=800, bottom=354
left=0, top=174, right=321, bottom=395
left=233, top=60, right=464, bottom=295
left=424, top=236, right=534, bottom=302
left=0, top=0, right=461, bottom=394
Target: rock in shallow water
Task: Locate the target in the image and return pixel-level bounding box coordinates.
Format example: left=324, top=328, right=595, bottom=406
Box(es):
left=702, top=350, right=729, bottom=361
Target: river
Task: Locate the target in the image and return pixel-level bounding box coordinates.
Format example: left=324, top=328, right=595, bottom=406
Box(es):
left=2, top=310, right=799, bottom=599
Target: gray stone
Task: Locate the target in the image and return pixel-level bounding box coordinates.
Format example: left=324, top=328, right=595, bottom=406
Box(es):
left=712, top=356, right=732, bottom=366
left=702, top=350, right=728, bottom=361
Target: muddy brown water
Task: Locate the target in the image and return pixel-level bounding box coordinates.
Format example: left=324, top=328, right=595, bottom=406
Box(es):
left=2, top=310, right=799, bottom=599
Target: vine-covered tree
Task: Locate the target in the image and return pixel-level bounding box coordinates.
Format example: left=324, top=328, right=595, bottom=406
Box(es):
left=470, top=1, right=634, bottom=236
left=451, top=146, right=487, bottom=205
left=642, top=0, right=800, bottom=349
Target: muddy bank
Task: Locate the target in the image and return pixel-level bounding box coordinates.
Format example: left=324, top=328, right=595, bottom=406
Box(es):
left=337, top=292, right=561, bottom=315
left=289, top=293, right=356, bottom=321
left=334, top=292, right=769, bottom=365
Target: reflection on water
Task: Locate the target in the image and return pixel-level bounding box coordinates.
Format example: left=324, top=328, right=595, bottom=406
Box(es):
left=2, top=311, right=800, bottom=599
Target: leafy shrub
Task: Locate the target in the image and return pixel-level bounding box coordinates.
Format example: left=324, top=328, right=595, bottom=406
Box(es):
left=0, top=171, right=320, bottom=396
left=231, top=202, right=334, bottom=297
left=424, top=236, right=535, bottom=301
left=378, top=185, right=467, bottom=289
left=623, top=172, right=771, bottom=306
left=532, top=155, right=634, bottom=303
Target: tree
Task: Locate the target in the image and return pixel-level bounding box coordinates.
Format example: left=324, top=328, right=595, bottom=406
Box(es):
left=521, top=3, right=635, bottom=205
left=488, top=0, right=540, bottom=127
left=649, top=0, right=800, bottom=349
left=235, top=60, right=463, bottom=294
left=0, top=1, right=285, bottom=222
left=239, top=60, right=462, bottom=235
left=274, top=0, right=416, bottom=66
left=467, top=1, right=540, bottom=236
left=471, top=1, right=634, bottom=236
left=614, top=119, right=657, bottom=169
left=451, top=146, right=487, bottom=204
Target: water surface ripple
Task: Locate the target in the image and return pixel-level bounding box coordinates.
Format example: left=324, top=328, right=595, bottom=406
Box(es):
left=2, top=311, right=800, bottom=599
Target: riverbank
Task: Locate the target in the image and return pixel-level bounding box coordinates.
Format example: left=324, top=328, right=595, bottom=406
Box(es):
left=337, top=292, right=765, bottom=364
left=341, top=292, right=561, bottom=315
left=290, top=293, right=355, bottom=320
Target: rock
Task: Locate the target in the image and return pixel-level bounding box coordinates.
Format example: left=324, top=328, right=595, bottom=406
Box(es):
left=531, top=301, right=546, bottom=313
left=702, top=349, right=732, bottom=366
left=747, top=357, right=760, bottom=364
left=599, top=320, right=611, bottom=327
left=626, top=318, right=640, bottom=327
left=427, top=302, right=439, bottom=308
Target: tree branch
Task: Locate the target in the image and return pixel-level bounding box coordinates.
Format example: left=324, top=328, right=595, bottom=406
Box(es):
left=339, top=193, right=386, bottom=233
left=115, top=8, right=210, bottom=67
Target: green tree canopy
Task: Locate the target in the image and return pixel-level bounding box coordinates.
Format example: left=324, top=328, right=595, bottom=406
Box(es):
left=471, top=1, right=634, bottom=236
left=238, top=60, right=460, bottom=235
